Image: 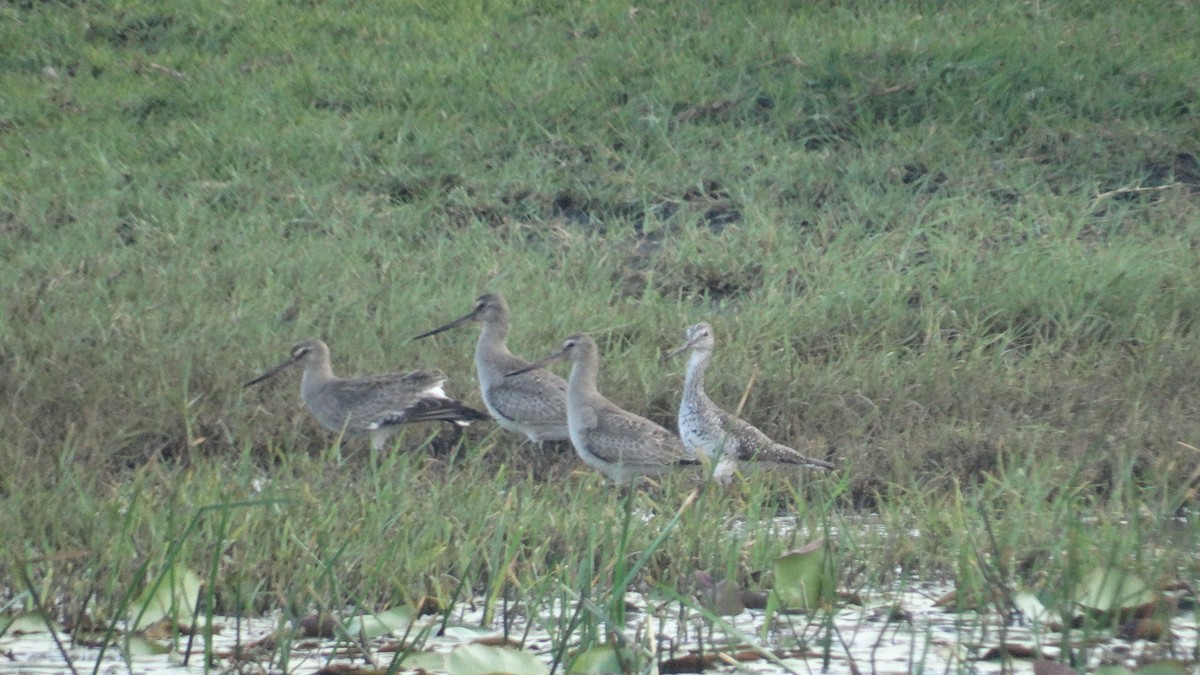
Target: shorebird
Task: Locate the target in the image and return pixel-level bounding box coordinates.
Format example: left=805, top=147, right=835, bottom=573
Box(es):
left=665, top=323, right=835, bottom=482
left=509, top=333, right=697, bottom=484
left=413, top=292, right=569, bottom=444
left=244, top=339, right=489, bottom=450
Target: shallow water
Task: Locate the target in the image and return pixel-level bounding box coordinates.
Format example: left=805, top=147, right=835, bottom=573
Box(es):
left=3, top=580, right=1194, bottom=674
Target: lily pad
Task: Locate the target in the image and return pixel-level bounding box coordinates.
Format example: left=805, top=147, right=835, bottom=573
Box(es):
left=762, top=539, right=835, bottom=637
left=569, top=643, right=636, bottom=674
left=122, top=635, right=172, bottom=657
left=405, top=643, right=549, bottom=675
left=1013, top=591, right=1061, bottom=627
left=0, top=611, right=58, bottom=636
left=130, top=565, right=203, bottom=631
left=343, top=606, right=418, bottom=639
left=1075, top=567, right=1157, bottom=616
left=440, top=623, right=503, bottom=641
left=771, top=539, right=835, bottom=611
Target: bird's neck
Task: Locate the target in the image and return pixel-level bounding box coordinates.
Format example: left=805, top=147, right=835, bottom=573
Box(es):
left=300, top=362, right=335, bottom=399
left=476, top=319, right=511, bottom=360
left=568, top=356, right=600, bottom=400
left=682, top=349, right=712, bottom=405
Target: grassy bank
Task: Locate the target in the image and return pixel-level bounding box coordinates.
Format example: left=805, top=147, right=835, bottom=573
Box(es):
left=2, top=0, right=1198, bottom=667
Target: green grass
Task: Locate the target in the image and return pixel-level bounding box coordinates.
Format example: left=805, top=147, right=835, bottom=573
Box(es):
left=2, top=0, right=1199, bottom=670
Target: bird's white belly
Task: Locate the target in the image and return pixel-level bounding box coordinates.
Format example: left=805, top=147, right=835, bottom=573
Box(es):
left=679, top=414, right=723, bottom=460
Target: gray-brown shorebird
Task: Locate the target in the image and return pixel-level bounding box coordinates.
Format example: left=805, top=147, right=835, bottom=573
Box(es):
left=666, top=323, right=835, bottom=482
left=245, top=339, right=489, bottom=450
left=413, top=292, right=569, bottom=444
left=510, top=333, right=697, bottom=484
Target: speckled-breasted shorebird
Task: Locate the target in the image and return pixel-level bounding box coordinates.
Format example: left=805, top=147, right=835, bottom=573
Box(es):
left=509, top=333, right=697, bottom=484
left=413, top=292, right=569, bottom=444
left=666, top=323, right=834, bottom=482
left=244, top=339, right=488, bottom=450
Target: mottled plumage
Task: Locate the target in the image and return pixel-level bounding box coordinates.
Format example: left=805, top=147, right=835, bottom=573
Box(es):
left=245, top=339, right=488, bottom=450
left=413, top=293, right=569, bottom=443
left=510, top=333, right=697, bottom=484
left=666, top=323, right=835, bottom=482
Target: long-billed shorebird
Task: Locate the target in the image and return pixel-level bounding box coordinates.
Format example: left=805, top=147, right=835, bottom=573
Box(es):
left=665, top=323, right=835, bottom=482
left=413, top=292, right=569, bottom=444
left=509, top=333, right=697, bottom=484
left=244, top=339, right=489, bottom=450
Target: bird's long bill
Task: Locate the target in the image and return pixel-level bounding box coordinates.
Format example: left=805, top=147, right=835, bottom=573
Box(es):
left=412, top=311, right=473, bottom=341
left=243, top=356, right=298, bottom=388
left=506, top=350, right=566, bottom=378
left=663, top=338, right=697, bottom=361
